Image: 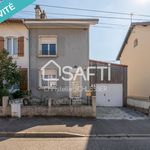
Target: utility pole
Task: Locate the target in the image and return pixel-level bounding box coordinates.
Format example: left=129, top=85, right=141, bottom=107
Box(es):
left=130, top=13, right=133, bottom=23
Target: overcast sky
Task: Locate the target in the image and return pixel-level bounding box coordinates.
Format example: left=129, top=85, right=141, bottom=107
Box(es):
left=14, top=0, right=150, bottom=62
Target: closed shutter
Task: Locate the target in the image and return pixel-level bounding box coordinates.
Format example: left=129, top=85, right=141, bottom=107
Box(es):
left=18, top=36, right=24, bottom=56
left=20, top=68, right=28, bottom=91
left=0, top=36, right=4, bottom=52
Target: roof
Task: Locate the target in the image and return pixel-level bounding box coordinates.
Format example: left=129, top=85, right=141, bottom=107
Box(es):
left=24, top=18, right=99, bottom=29
left=24, top=18, right=99, bottom=23
left=0, top=18, right=99, bottom=27
left=1, top=18, right=24, bottom=24
left=116, top=22, right=150, bottom=60
left=89, top=59, right=127, bottom=67
left=24, top=18, right=99, bottom=27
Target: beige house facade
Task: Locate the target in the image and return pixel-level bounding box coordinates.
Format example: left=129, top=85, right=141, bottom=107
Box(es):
left=117, top=22, right=150, bottom=111
left=0, top=19, right=29, bottom=91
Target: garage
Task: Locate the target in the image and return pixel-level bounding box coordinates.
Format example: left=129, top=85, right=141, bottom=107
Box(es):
left=89, top=60, right=127, bottom=107
left=96, top=84, right=123, bottom=107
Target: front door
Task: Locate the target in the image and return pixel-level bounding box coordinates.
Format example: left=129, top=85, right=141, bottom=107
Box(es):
left=69, top=69, right=82, bottom=98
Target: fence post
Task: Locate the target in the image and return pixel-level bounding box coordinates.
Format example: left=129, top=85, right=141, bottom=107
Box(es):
left=148, top=106, right=150, bottom=117
left=48, top=98, right=52, bottom=107
left=2, top=96, right=9, bottom=116
left=92, top=96, right=96, bottom=118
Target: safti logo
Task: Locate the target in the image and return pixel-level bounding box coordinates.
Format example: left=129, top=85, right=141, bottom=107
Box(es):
left=40, top=60, right=111, bottom=82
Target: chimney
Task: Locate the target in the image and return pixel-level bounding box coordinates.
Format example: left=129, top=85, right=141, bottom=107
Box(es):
left=34, top=5, right=42, bottom=19
left=41, top=10, right=47, bottom=19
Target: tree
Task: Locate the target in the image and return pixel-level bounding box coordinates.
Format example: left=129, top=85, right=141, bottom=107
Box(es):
left=0, top=50, right=21, bottom=90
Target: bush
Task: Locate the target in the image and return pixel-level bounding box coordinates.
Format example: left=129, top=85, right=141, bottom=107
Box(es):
left=11, top=91, right=24, bottom=99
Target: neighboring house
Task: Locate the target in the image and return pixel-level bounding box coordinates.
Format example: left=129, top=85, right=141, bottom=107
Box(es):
left=117, top=22, right=150, bottom=112
left=24, top=5, right=98, bottom=99
left=0, top=19, right=29, bottom=91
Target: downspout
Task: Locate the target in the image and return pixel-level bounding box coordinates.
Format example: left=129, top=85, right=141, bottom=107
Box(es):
left=23, top=19, right=30, bottom=91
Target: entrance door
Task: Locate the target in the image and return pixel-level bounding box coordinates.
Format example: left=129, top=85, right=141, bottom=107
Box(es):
left=69, top=69, right=82, bottom=98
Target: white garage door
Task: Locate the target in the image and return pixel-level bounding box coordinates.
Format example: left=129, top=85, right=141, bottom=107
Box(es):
left=96, top=84, right=123, bottom=107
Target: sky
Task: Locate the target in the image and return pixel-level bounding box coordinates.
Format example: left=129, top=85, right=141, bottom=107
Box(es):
left=14, top=0, right=150, bottom=62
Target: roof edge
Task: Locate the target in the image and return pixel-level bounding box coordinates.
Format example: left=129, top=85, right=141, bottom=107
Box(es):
left=1, top=18, right=24, bottom=24
left=116, top=24, right=134, bottom=60
left=89, top=59, right=128, bottom=67
left=24, top=18, right=99, bottom=25
left=116, top=21, right=150, bottom=60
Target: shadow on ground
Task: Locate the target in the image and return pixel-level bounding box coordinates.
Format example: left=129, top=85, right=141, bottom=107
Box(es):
left=0, top=108, right=149, bottom=145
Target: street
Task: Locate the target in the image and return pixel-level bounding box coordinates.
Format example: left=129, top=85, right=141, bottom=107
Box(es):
left=0, top=137, right=150, bottom=150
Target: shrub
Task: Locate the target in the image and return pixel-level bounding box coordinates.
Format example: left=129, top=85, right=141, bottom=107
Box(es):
left=11, top=90, right=24, bottom=99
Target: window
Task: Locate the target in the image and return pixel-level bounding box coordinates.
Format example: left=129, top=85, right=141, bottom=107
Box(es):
left=39, top=69, right=57, bottom=89
left=6, top=37, right=18, bottom=55
left=41, top=44, right=56, bottom=55
left=39, top=36, right=57, bottom=56
left=134, top=38, right=138, bottom=48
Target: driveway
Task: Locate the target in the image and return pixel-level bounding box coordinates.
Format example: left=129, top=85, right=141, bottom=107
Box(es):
left=96, top=107, right=148, bottom=120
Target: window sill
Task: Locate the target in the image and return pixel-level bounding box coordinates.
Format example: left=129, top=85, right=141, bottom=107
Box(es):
left=8, top=55, right=18, bottom=59
left=38, top=55, right=58, bottom=58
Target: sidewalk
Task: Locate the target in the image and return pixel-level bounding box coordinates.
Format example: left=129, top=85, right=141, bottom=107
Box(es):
left=0, top=117, right=150, bottom=137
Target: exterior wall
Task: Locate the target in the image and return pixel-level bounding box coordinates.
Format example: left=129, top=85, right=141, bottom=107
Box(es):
left=29, top=28, right=89, bottom=98
left=0, top=23, right=29, bottom=69
left=89, top=60, right=128, bottom=106
left=0, top=97, right=96, bottom=117
left=0, top=23, right=29, bottom=90
left=127, top=97, right=150, bottom=114
left=120, top=25, right=150, bottom=99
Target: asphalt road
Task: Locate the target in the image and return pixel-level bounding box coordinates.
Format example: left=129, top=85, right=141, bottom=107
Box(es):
left=0, top=137, right=150, bottom=150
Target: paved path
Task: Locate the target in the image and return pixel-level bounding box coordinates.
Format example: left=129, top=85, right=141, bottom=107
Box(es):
left=96, top=107, right=148, bottom=120
left=0, top=137, right=150, bottom=150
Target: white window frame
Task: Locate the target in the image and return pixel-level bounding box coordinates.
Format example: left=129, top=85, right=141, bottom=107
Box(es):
left=38, top=35, right=57, bottom=57
left=39, top=69, right=58, bottom=89
left=5, top=36, right=18, bottom=56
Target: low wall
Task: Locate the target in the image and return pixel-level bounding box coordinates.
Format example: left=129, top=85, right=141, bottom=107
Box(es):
left=0, top=97, right=96, bottom=118
left=127, top=97, right=150, bottom=114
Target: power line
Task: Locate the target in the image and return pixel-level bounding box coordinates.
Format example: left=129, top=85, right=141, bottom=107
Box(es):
left=15, top=13, right=130, bottom=27
left=92, top=26, right=127, bottom=30
left=32, top=4, right=130, bottom=16
left=98, top=22, right=128, bottom=27
left=31, top=4, right=150, bottom=18
left=19, top=10, right=149, bottom=22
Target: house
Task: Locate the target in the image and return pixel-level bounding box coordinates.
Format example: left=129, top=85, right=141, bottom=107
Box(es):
left=24, top=5, right=99, bottom=100
left=0, top=19, right=29, bottom=91
left=117, top=22, right=150, bottom=113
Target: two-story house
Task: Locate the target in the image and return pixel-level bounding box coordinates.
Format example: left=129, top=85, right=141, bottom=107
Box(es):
left=23, top=5, right=99, bottom=100
left=0, top=5, right=98, bottom=103
left=0, top=19, right=29, bottom=91
left=24, top=18, right=98, bottom=99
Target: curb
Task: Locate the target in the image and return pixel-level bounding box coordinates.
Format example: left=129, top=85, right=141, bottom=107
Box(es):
left=0, top=132, right=150, bottom=138
left=95, top=134, right=150, bottom=138
left=0, top=132, right=85, bottom=138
